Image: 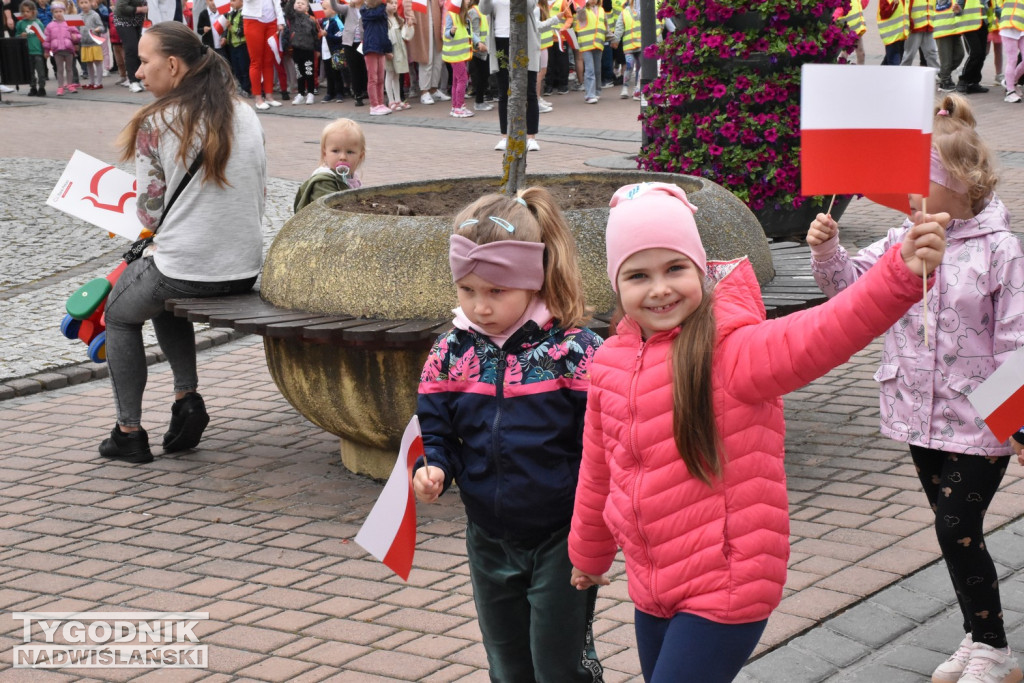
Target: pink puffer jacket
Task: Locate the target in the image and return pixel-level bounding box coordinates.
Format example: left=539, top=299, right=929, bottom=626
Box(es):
left=43, top=20, right=80, bottom=53
left=570, top=246, right=928, bottom=623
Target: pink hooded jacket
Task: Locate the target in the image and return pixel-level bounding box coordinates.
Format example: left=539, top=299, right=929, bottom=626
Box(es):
left=569, top=246, right=929, bottom=624
left=810, top=195, right=1024, bottom=455
left=43, top=19, right=80, bottom=54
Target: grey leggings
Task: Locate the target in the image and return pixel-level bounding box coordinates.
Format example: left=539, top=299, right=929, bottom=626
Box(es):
left=104, top=257, right=256, bottom=427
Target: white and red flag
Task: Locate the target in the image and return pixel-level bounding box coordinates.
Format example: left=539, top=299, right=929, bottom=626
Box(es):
left=968, top=346, right=1024, bottom=443
left=28, top=23, right=44, bottom=42
left=354, top=416, right=425, bottom=581
left=213, top=13, right=229, bottom=34
left=800, top=65, right=935, bottom=214
left=89, top=28, right=106, bottom=44
left=267, top=33, right=281, bottom=63
left=411, top=0, right=428, bottom=13
left=310, top=1, right=325, bottom=19
left=214, top=0, right=231, bottom=13
left=65, top=14, right=85, bottom=26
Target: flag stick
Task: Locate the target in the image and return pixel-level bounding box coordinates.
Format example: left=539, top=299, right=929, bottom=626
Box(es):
left=826, top=194, right=836, bottom=217
left=921, top=198, right=929, bottom=348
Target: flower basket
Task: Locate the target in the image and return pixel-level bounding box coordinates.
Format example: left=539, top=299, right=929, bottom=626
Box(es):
left=637, top=0, right=859, bottom=231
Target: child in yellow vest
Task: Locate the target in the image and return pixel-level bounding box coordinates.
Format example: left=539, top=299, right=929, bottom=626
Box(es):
left=443, top=0, right=474, bottom=117
left=575, top=0, right=604, bottom=103
left=611, top=0, right=639, bottom=99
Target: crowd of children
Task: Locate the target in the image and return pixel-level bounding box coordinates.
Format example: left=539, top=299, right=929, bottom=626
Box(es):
left=839, top=0, right=1024, bottom=103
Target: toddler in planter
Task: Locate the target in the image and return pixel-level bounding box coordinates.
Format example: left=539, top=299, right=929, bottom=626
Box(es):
left=293, top=118, right=365, bottom=212
left=807, top=94, right=1024, bottom=683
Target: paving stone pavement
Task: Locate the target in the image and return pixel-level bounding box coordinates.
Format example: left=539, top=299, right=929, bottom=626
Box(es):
left=3, top=15, right=1024, bottom=682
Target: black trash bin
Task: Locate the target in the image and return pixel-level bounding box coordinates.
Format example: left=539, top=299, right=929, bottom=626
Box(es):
left=0, top=36, right=32, bottom=86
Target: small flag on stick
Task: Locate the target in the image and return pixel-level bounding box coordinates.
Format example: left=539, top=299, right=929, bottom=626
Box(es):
left=354, top=416, right=425, bottom=581
left=267, top=34, right=281, bottom=63
left=411, top=0, right=428, bottom=13
left=968, top=346, right=1024, bottom=443
left=800, top=64, right=935, bottom=212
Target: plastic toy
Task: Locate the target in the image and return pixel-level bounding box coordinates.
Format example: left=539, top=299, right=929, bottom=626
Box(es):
left=60, top=260, right=128, bottom=363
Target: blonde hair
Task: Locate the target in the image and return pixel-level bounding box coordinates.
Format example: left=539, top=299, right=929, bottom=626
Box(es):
left=933, top=94, right=998, bottom=204
left=320, top=118, right=366, bottom=158
left=452, top=187, right=588, bottom=328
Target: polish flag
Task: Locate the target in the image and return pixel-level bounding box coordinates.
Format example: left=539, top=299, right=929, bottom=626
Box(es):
left=559, top=26, right=578, bottom=51
left=89, top=28, right=106, bottom=44
left=28, top=23, right=44, bottom=42
left=354, top=416, right=424, bottom=581
left=213, top=13, right=229, bottom=34
left=310, top=1, right=325, bottom=19
left=801, top=65, right=934, bottom=201
left=267, top=33, right=281, bottom=63
left=65, top=14, right=85, bottom=26
left=214, top=0, right=231, bottom=13
left=968, top=346, right=1024, bottom=443
left=411, top=0, right=428, bottom=14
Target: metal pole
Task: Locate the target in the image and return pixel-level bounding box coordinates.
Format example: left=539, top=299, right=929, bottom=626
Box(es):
left=638, top=0, right=656, bottom=148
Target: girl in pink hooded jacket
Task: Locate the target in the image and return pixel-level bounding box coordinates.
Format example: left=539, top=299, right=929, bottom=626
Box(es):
left=807, top=94, right=1024, bottom=683
left=43, top=1, right=81, bottom=95
left=568, top=182, right=947, bottom=683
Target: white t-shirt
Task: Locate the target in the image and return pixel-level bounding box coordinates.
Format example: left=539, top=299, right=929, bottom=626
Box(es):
left=492, top=0, right=510, bottom=37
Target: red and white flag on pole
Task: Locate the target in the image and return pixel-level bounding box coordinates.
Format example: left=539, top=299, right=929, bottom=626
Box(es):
left=213, top=13, right=229, bottom=35
left=560, top=26, right=579, bottom=51
left=968, top=347, right=1024, bottom=443
left=65, top=14, right=85, bottom=26
left=28, top=23, right=44, bottom=42
left=801, top=65, right=935, bottom=214
left=267, top=33, right=281, bottom=63
left=354, top=416, right=424, bottom=581
left=310, top=1, right=325, bottom=19
left=89, top=28, right=106, bottom=44
left=411, top=0, right=428, bottom=13
left=214, top=0, right=231, bottom=14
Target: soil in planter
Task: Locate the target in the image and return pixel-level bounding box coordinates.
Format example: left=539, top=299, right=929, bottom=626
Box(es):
left=345, top=178, right=628, bottom=217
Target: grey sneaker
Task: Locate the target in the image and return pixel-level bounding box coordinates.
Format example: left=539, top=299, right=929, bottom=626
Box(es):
left=959, top=642, right=1023, bottom=683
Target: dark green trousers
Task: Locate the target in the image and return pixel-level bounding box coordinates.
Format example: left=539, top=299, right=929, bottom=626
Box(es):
left=466, top=522, right=604, bottom=683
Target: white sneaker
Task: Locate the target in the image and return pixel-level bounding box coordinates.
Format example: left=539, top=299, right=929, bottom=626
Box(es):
left=306, top=93, right=315, bottom=104
left=255, top=101, right=270, bottom=110
left=420, top=92, right=435, bottom=105
left=527, top=138, right=539, bottom=151
left=584, top=96, right=598, bottom=104
left=932, top=635, right=974, bottom=683
left=267, top=99, right=282, bottom=107
left=620, top=85, right=630, bottom=99
left=538, top=102, right=553, bottom=113
left=119, top=78, right=131, bottom=87
left=129, top=81, right=144, bottom=93
left=433, top=90, right=451, bottom=101
left=494, top=137, right=507, bottom=151
left=474, top=101, right=494, bottom=111
left=292, top=94, right=304, bottom=104
left=0, top=84, right=14, bottom=93
left=1005, top=91, right=1021, bottom=103
left=538, top=97, right=552, bottom=108
left=959, top=642, right=1023, bottom=683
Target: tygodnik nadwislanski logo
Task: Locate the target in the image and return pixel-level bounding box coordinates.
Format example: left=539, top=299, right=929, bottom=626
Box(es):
left=13, top=612, right=208, bottom=668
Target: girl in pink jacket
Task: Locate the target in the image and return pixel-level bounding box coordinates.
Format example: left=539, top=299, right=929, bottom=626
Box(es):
left=568, top=182, right=947, bottom=683
left=43, top=1, right=81, bottom=96
left=807, top=94, right=1024, bottom=683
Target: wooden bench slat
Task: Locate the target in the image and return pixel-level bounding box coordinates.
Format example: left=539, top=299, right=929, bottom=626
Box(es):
left=234, top=312, right=324, bottom=335
left=194, top=303, right=287, bottom=324
left=264, top=316, right=354, bottom=338
left=383, top=319, right=451, bottom=344
left=342, top=320, right=407, bottom=343
left=165, top=293, right=262, bottom=314
left=300, top=318, right=385, bottom=343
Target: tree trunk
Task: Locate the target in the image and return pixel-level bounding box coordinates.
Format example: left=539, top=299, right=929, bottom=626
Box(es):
left=501, top=0, right=529, bottom=195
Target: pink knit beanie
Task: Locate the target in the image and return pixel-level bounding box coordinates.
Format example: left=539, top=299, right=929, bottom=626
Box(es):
left=605, top=182, right=705, bottom=291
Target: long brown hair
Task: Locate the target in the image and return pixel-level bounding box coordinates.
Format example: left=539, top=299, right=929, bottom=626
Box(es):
left=670, top=286, right=720, bottom=485
left=117, top=22, right=238, bottom=187
left=452, top=187, right=589, bottom=329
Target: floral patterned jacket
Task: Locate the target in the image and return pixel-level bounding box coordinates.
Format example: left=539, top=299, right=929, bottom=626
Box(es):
left=417, top=320, right=603, bottom=541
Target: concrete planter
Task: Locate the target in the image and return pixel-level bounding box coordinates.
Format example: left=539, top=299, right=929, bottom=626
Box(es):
left=261, top=171, right=772, bottom=479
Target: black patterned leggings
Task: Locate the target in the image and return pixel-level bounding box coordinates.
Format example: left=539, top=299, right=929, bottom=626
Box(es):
left=911, top=445, right=1010, bottom=648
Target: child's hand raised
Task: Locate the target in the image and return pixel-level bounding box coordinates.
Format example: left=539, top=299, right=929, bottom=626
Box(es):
left=806, top=212, right=838, bottom=247
left=570, top=567, right=609, bottom=590
left=900, top=212, right=949, bottom=277
left=413, top=465, right=444, bottom=503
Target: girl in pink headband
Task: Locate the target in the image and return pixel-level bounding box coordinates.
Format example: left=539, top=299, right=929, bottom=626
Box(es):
left=808, top=93, right=1024, bottom=683
left=413, top=187, right=605, bottom=682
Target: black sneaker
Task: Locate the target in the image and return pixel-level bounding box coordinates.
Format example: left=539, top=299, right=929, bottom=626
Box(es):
left=938, top=80, right=956, bottom=92
left=961, top=82, right=989, bottom=94
left=99, top=426, right=154, bottom=464
left=163, top=393, right=210, bottom=453
left=355, top=97, right=364, bottom=106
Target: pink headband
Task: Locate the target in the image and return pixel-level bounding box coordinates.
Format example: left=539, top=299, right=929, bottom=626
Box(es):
left=449, top=234, right=546, bottom=290
left=930, top=147, right=968, bottom=195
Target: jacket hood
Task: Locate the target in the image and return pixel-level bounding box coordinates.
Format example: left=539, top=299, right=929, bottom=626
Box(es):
left=912, top=194, right=1011, bottom=242
left=613, top=256, right=764, bottom=342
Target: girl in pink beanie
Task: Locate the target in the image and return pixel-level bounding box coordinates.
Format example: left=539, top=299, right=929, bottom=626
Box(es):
left=568, top=181, right=949, bottom=682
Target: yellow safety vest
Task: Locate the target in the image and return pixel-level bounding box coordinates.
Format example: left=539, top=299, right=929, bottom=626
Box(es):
left=539, top=4, right=554, bottom=50
left=442, top=12, right=471, bottom=62
left=1000, top=0, right=1024, bottom=29
left=933, top=0, right=983, bottom=37
left=908, top=0, right=935, bottom=30
left=576, top=7, right=598, bottom=50
left=478, top=12, right=489, bottom=48
left=621, top=7, right=640, bottom=51
left=595, top=6, right=607, bottom=43
left=841, top=0, right=867, bottom=35
left=878, top=0, right=910, bottom=44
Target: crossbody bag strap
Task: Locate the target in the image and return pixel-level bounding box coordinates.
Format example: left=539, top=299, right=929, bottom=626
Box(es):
left=155, top=151, right=205, bottom=233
